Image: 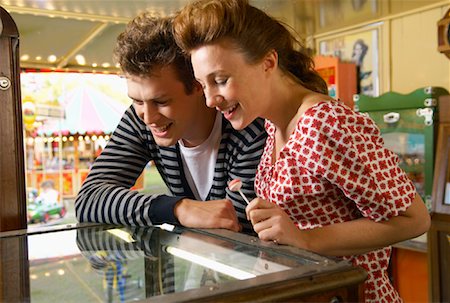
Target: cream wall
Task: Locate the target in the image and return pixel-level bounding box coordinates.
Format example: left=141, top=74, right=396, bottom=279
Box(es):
left=312, top=2, right=450, bottom=95
left=390, top=5, right=450, bottom=93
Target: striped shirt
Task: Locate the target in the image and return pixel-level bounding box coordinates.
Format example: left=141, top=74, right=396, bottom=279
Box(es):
left=75, top=106, right=266, bottom=232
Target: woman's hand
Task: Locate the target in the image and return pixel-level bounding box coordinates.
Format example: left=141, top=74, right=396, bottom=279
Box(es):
left=245, top=197, right=302, bottom=247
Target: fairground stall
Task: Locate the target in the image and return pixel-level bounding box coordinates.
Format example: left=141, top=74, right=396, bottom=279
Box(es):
left=21, top=72, right=140, bottom=199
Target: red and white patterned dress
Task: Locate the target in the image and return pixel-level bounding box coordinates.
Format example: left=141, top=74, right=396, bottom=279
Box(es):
left=255, top=101, right=415, bottom=303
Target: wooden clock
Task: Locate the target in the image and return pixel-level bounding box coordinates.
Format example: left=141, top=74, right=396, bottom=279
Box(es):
left=437, top=8, right=450, bottom=58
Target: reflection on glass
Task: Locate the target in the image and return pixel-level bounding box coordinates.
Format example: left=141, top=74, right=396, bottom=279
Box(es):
left=383, top=132, right=425, bottom=197
left=445, top=147, right=450, bottom=205
left=0, top=225, right=328, bottom=303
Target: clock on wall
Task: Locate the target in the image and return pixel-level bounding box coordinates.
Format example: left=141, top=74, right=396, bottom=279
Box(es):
left=437, top=8, right=450, bottom=58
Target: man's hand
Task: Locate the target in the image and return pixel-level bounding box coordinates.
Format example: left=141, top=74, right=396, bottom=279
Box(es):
left=174, top=198, right=241, bottom=232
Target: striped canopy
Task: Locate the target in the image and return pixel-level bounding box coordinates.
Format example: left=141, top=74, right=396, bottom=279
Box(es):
left=36, top=85, right=130, bottom=136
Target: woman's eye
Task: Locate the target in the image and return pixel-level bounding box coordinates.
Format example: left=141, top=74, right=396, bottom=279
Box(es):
left=215, top=78, right=228, bottom=85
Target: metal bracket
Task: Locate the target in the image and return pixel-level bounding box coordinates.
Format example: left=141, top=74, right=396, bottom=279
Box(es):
left=424, top=98, right=437, bottom=107
left=0, top=76, right=11, bottom=90
left=416, top=108, right=434, bottom=126
left=383, top=112, right=400, bottom=124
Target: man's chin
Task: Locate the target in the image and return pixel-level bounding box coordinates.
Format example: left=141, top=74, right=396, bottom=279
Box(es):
left=153, top=136, right=178, bottom=147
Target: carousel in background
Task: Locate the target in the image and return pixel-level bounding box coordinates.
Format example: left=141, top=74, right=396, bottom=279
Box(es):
left=22, top=72, right=141, bottom=200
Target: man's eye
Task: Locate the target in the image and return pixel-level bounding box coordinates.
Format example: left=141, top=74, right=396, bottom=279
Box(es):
left=132, top=100, right=143, bottom=105
left=154, top=99, right=169, bottom=106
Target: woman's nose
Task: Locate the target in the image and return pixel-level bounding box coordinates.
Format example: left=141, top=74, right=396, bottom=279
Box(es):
left=205, top=90, right=222, bottom=108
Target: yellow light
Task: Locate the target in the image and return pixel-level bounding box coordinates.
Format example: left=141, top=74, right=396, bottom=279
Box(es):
left=165, top=246, right=256, bottom=280
left=107, top=229, right=135, bottom=243
left=69, top=136, right=74, bottom=141
left=48, top=55, right=57, bottom=62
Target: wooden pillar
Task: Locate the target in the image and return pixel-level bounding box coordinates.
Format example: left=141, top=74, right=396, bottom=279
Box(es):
left=0, top=235, right=30, bottom=302
left=0, top=6, right=27, bottom=231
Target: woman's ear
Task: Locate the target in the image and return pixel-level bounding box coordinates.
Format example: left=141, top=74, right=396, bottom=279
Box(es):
left=193, top=80, right=204, bottom=93
left=263, top=49, right=278, bottom=73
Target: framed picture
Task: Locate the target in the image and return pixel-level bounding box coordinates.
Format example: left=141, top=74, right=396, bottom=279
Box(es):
left=316, top=25, right=381, bottom=97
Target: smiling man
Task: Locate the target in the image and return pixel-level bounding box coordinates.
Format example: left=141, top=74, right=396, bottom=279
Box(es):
left=75, top=12, right=266, bottom=233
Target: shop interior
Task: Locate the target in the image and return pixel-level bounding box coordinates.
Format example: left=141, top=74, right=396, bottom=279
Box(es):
left=1, top=0, right=450, bottom=302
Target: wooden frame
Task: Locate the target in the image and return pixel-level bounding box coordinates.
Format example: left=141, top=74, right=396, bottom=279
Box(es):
left=0, top=7, right=27, bottom=232
left=432, top=95, right=450, bottom=215
left=428, top=95, right=450, bottom=302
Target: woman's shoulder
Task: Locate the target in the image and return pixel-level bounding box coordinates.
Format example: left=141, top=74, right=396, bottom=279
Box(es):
left=298, top=100, right=376, bottom=135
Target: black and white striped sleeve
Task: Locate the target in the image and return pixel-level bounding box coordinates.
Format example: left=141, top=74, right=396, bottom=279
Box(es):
left=75, top=106, right=183, bottom=226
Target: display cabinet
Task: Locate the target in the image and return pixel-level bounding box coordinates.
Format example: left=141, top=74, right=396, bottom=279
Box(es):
left=355, top=87, right=450, bottom=302
left=428, top=95, right=450, bottom=302
left=314, top=55, right=357, bottom=109
left=0, top=223, right=367, bottom=303
left=354, top=86, right=449, bottom=210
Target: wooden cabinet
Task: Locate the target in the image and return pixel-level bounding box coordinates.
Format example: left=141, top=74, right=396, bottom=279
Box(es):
left=0, top=7, right=27, bottom=231
left=314, top=55, right=357, bottom=109
left=428, top=95, right=450, bottom=302
left=428, top=213, right=450, bottom=302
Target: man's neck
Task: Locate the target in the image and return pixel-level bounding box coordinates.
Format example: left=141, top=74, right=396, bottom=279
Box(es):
left=182, top=107, right=217, bottom=147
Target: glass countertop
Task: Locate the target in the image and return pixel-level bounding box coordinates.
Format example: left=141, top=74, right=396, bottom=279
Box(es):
left=0, top=224, right=355, bottom=303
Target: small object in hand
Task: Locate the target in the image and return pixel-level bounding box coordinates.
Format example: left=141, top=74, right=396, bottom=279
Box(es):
left=273, top=239, right=278, bottom=245
left=228, top=179, right=250, bottom=204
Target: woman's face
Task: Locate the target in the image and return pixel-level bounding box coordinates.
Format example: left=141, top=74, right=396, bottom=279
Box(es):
left=190, top=39, right=269, bottom=130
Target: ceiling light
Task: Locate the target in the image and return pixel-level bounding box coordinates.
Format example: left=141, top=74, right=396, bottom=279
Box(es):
left=21, top=54, right=30, bottom=61
left=48, top=55, right=57, bottom=62
left=75, top=54, right=86, bottom=65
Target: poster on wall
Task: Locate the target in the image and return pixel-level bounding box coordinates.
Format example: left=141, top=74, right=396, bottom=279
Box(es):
left=317, top=27, right=380, bottom=97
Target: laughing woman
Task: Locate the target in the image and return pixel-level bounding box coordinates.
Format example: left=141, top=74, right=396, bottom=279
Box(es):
left=173, top=0, right=430, bottom=302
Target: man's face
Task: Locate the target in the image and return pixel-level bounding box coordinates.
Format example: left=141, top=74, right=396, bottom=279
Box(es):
left=126, top=65, right=205, bottom=147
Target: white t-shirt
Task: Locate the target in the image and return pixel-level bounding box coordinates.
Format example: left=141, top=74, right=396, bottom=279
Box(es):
left=178, top=112, right=222, bottom=201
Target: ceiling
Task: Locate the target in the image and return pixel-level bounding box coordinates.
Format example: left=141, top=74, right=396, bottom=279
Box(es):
left=0, top=0, right=445, bottom=73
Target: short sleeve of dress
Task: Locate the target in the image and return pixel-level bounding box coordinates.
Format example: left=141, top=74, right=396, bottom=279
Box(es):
left=291, top=102, right=416, bottom=222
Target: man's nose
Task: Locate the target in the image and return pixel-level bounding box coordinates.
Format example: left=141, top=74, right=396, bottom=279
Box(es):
left=142, top=103, right=159, bottom=125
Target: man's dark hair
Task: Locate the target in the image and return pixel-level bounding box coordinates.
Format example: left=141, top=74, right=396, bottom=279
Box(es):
left=114, top=12, right=196, bottom=93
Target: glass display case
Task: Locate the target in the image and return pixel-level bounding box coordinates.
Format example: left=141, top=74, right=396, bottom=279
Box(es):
left=354, top=86, right=449, bottom=211
left=0, top=223, right=367, bottom=303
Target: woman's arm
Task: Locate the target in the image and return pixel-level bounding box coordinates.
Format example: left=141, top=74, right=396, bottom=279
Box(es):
left=247, top=193, right=430, bottom=256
